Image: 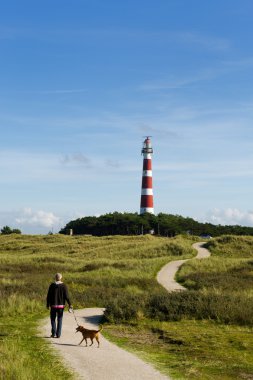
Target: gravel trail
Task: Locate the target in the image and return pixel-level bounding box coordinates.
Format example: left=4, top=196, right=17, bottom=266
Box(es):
left=40, top=308, right=170, bottom=379
left=157, top=242, right=210, bottom=291
left=40, top=242, right=210, bottom=379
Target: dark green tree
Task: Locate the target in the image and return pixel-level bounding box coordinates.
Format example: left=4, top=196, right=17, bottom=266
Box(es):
left=1, top=226, right=22, bottom=234
left=1, top=226, right=13, bottom=234
left=12, top=228, right=21, bottom=234
left=59, top=212, right=253, bottom=237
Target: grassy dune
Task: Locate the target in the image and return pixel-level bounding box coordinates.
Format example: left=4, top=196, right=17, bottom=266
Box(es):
left=0, top=233, right=194, bottom=379
left=0, top=234, right=252, bottom=379
left=104, top=236, right=253, bottom=379
left=176, top=235, right=253, bottom=325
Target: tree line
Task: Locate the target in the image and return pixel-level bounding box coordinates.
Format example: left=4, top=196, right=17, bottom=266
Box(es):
left=59, top=212, right=253, bottom=237
left=1, top=226, right=21, bottom=235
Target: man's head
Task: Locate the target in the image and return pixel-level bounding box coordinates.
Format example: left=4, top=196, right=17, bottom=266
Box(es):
left=55, top=273, right=62, bottom=281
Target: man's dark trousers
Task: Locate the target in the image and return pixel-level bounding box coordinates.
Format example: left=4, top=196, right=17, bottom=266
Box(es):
left=50, top=308, right=64, bottom=337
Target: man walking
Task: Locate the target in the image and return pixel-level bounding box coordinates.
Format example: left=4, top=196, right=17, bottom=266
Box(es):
left=46, top=273, right=72, bottom=338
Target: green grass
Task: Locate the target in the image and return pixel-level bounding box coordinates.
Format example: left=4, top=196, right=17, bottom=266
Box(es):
left=104, top=319, right=253, bottom=380
left=205, top=235, right=253, bottom=258
left=103, top=236, right=253, bottom=379
left=0, top=315, right=75, bottom=380
left=0, top=233, right=194, bottom=379
left=173, top=236, right=253, bottom=326
left=1, top=233, right=252, bottom=379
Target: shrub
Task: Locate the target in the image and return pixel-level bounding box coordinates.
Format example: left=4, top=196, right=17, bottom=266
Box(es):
left=105, top=289, right=253, bottom=326
left=147, top=292, right=199, bottom=321
left=1, top=226, right=21, bottom=234
left=104, top=294, right=148, bottom=323
left=146, top=291, right=253, bottom=325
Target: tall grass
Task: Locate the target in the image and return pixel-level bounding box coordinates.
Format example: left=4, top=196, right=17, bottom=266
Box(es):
left=104, top=236, right=253, bottom=326
left=205, top=234, right=253, bottom=257
left=0, top=233, right=194, bottom=379
left=1, top=233, right=252, bottom=379
left=103, top=235, right=253, bottom=379
left=0, top=294, right=41, bottom=317
left=170, top=235, right=253, bottom=325
left=0, top=330, right=74, bottom=380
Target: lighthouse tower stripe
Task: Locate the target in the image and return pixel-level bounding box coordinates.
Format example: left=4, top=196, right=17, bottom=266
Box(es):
left=142, top=170, right=152, bottom=177
left=143, top=158, right=152, bottom=171
left=143, top=153, right=152, bottom=159
left=142, top=176, right=153, bottom=189
left=141, top=188, right=153, bottom=195
left=141, top=195, right=154, bottom=207
left=140, top=207, right=154, bottom=213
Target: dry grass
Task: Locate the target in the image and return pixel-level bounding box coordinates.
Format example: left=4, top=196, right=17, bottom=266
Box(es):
left=0, top=233, right=194, bottom=379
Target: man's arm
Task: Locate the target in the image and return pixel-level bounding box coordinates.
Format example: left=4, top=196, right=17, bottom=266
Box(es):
left=64, top=284, right=72, bottom=307
left=46, top=284, right=52, bottom=308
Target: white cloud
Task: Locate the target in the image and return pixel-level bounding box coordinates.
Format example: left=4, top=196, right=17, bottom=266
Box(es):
left=206, top=208, right=253, bottom=226
left=15, top=208, right=61, bottom=228
left=0, top=208, right=63, bottom=234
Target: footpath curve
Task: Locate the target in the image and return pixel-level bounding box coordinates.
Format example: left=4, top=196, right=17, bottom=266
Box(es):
left=157, top=242, right=210, bottom=292
left=40, top=242, right=210, bottom=380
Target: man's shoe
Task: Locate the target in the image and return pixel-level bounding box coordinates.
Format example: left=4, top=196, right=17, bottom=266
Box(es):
left=51, top=334, right=57, bottom=338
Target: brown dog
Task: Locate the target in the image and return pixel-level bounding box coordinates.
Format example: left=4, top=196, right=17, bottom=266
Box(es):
left=76, top=325, right=103, bottom=347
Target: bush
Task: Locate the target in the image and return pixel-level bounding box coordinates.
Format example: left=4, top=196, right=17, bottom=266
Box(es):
left=1, top=226, right=21, bottom=235
left=104, top=294, right=148, bottom=323
left=105, top=290, right=253, bottom=326
left=147, top=292, right=199, bottom=321
left=146, top=291, right=253, bottom=325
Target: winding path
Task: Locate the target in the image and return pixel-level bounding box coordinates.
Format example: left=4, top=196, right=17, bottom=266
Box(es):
left=157, top=242, right=210, bottom=291
left=40, top=242, right=210, bottom=380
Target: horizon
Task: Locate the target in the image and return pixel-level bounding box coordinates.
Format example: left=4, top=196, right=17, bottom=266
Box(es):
left=1, top=1, right=253, bottom=234
left=2, top=210, right=253, bottom=236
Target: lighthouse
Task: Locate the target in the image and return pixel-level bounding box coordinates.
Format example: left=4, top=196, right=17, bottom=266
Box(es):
left=140, top=136, right=154, bottom=214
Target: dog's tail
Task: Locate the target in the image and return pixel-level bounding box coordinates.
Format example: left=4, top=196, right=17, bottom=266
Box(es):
left=97, top=325, right=103, bottom=332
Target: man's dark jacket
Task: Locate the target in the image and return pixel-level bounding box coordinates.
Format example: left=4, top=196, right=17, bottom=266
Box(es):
left=46, top=282, right=71, bottom=308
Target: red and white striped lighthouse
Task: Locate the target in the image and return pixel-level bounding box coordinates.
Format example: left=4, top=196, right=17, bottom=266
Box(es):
left=140, top=136, right=154, bottom=214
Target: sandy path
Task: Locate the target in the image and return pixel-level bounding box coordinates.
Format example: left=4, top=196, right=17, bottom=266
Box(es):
left=157, top=242, right=210, bottom=291
left=40, top=242, right=210, bottom=380
left=40, top=308, right=169, bottom=380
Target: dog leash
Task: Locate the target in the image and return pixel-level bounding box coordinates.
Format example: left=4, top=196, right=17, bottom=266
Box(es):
left=69, top=306, right=79, bottom=327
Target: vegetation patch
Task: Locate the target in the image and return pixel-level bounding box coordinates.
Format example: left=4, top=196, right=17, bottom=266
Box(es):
left=59, top=211, right=253, bottom=237
left=0, top=315, right=75, bottom=380
left=1, top=233, right=252, bottom=379
left=104, top=319, right=253, bottom=380
left=0, top=233, right=193, bottom=379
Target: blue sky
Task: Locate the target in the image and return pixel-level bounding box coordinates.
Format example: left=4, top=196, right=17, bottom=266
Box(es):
left=1, top=0, right=253, bottom=233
